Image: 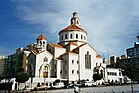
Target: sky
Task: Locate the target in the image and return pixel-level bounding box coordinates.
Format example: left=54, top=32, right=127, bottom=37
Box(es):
left=0, top=0, right=139, bottom=58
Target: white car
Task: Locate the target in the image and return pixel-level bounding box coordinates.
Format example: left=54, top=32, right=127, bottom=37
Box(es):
left=84, top=81, right=94, bottom=86
left=52, top=82, right=64, bottom=88
left=94, top=79, right=105, bottom=85
left=81, top=81, right=96, bottom=86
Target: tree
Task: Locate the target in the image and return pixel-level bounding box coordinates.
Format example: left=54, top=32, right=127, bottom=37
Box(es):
left=16, top=67, right=25, bottom=73
left=15, top=68, right=29, bottom=90
left=15, top=72, right=29, bottom=83
left=93, top=73, right=102, bottom=82
left=122, top=60, right=139, bottom=93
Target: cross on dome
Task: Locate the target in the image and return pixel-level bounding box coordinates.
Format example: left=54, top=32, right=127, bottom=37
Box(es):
left=73, top=12, right=78, bottom=17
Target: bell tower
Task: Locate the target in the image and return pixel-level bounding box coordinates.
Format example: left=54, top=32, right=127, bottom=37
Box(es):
left=36, top=34, right=47, bottom=50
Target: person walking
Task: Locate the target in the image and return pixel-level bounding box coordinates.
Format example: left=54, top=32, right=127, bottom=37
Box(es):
left=74, top=85, right=80, bottom=93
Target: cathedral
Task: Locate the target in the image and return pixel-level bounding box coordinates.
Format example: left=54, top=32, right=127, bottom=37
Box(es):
left=26, top=12, right=101, bottom=87
left=10, top=12, right=126, bottom=90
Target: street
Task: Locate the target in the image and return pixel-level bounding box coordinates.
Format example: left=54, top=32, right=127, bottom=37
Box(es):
left=1, top=84, right=139, bottom=93
left=32, top=84, right=139, bottom=93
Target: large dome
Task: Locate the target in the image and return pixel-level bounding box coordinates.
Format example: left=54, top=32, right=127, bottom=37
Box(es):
left=58, top=12, right=88, bottom=46
left=59, top=24, right=87, bottom=35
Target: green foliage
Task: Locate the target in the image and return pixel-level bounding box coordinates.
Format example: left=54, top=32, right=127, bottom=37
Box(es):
left=122, top=61, right=139, bottom=80
left=15, top=72, right=29, bottom=83
left=93, top=73, right=103, bottom=81
left=16, top=68, right=25, bottom=73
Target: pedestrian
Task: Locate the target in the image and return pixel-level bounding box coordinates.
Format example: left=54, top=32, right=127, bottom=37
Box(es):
left=74, top=84, right=80, bottom=93
left=112, top=90, right=115, bottom=93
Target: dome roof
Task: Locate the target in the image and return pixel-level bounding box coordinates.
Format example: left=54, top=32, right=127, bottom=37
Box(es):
left=36, top=34, right=47, bottom=40
left=59, top=24, right=87, bottom=35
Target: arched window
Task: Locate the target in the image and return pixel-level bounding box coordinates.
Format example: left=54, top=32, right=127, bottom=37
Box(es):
left=70, top=34, right=73, bottom=39
left=61, top=35, right=63, bottom=40
left=77, top=70, right=79, bottom=74
left=43, top=57, right=48, bottom=62
left=84, top=36, right=86, bottom=40
left=72, top=70, right=74, bottom=74
left=72, top=60, right=74, bottom=64
left=65, top=34, right=68, bottom=39
left=43, top=41, right=45, bottom=44
left=76, top=34, right=78, bottom=39
left=40, top=41, right=42, bottom=45
left=85, top=51, right=91, bottom=69
left=81, top=35, right=83, bottom=39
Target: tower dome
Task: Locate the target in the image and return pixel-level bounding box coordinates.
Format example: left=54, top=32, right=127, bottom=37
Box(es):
left=36, top=34, right=47, bottom=50
left=58, top=12, right=87, bottom=46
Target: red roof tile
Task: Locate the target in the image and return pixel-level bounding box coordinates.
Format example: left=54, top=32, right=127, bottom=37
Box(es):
left=50, top=43, right=64, bottom=48
left=59, top=24, right=87, bottom=35
left=36, top=34, right=47, bottom=40
left=65, top=42, right=78, bottom=46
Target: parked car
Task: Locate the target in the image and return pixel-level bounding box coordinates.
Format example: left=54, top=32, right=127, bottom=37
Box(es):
left=52, top=82, right=64, bottom=89
left=68, top=83, right=74, bottom=88
left=81, top=80, right=96, bottom=87
left=84, top=81, right=94, bottom=86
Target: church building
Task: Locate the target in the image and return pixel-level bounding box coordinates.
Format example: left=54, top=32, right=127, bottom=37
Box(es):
left=27, top=12, right=99, bottom=87
left=8, top=12, right=127, bottom=90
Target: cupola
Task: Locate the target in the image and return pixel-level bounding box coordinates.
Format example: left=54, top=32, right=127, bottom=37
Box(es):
left=36, top=34, right=47, bottom=50
left=58, top=12, right=87, bottom=46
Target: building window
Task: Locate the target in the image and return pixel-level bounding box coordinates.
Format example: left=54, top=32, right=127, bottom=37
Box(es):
left=65, top=34, right=68, bottom=39
left=40, top=41, right=42, bottom=45
left=84, top=36, right=86, bottom=40
left=60, top=70, right=62, bottom=74
left=76, top=34, right=78, bottom=39
left=77, top=70, right=79, bottom=74
left=43, top=57, right=48, bottom=62
left=107, top=72, right=117, bottom=76
left=85, top=52, right=91, bottom=69
left=119, top=72, right=121, bottom=76
left=81, top=35, right=83, bottom=39
left=61, top=35, right=63, bottom=40
left=70, top=34, right=73, bottom=39
left=72, top=70, right=74, bottom=74
left=77, top=60, right=79, bottom=64
left=72, top=60, right=74, bottom=64
left=43, top=41, right=45, bottom=44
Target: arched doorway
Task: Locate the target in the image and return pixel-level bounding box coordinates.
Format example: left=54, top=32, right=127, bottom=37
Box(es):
left=42, top=65, right=48, bottom=78
left=39, top=64, right=50, bottom=78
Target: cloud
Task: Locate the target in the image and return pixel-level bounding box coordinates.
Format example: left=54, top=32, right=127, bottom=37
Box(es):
left=11, top=0, right=139, bottom=57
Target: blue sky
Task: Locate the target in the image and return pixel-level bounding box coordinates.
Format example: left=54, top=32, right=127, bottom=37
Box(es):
left=0, top=0, right=139, bottom=58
